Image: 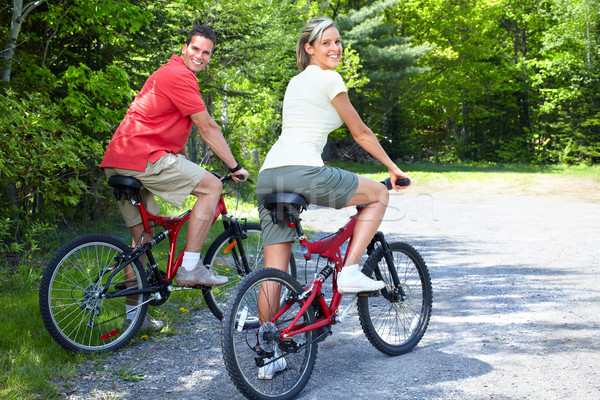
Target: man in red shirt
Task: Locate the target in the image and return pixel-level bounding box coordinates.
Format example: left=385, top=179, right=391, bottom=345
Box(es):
left=101, top=26, right=248, bottom=329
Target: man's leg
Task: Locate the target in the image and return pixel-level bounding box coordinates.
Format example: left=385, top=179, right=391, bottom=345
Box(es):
left=125, top=223, right=163, bottom=331
left=104, top=166, right=163, bottom=330
left=175, top=172, right=228, bottom=286
left=185, top=172, right=222, bottom=252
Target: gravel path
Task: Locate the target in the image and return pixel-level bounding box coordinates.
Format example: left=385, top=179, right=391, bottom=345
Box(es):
left=59, top=176, right=600, bottom=400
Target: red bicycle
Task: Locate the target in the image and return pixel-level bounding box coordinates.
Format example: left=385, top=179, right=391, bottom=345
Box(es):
left=39, top=173, right=295, bottom=353
left=221, top=178, right=433, bottom=400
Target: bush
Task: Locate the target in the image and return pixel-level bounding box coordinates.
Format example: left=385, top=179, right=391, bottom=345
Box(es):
left=0, top=90, right=103, bottom=256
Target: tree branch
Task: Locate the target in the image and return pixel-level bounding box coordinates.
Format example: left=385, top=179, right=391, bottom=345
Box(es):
left=18, top=0, right=47, bottom=24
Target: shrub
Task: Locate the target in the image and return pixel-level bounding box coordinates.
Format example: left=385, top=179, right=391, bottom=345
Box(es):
left=0, top=90, right=102, bottom=256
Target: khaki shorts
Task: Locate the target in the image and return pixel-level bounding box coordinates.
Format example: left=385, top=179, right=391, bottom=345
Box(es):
left=104, top=154, right=206, bottom=227
left=257, top=165, right=358, bottom=246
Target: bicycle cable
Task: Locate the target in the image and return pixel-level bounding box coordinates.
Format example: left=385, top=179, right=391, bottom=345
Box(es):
left=303, top=232, right=339, bottom=284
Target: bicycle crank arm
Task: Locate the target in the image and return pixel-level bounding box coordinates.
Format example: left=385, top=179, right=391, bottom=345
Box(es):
left=102, top=285, right=166, bottom=299
left=335, top=294, right=358, bottom=323
left=86, top=294, right=161, bottom=329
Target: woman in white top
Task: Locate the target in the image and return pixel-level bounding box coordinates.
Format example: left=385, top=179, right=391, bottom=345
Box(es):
left=258, top=15, right=409, bottom=283
left=255, top=18, right=409, bottom=378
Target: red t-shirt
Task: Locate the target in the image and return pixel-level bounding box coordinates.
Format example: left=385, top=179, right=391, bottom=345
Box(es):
left=100, top=55, right=207, bottom=171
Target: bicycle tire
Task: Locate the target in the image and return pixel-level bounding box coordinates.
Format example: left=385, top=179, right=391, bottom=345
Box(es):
left=203, top=223, right=296, bottom=320
left=357, top=241, right=432, bottom=356
left=39, top=234, right=149, bottom=353
left=222, top=268, right=317, bottom=400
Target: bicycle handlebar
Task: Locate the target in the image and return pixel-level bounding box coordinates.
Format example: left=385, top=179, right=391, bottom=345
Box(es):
left=215, top=171, right=402, bottom=188
left=382, top=177, right=410, bottom=189
left=236, top=175, right=255, bottom=184
left=215, top=172, right=254, bottom=185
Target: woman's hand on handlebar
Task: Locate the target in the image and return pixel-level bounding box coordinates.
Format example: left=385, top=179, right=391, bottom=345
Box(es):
left=389, top=167, right=410, bottom=191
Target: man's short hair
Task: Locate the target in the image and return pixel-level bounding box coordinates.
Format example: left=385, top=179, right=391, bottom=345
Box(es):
left=186, top=25, right=217, bottom=46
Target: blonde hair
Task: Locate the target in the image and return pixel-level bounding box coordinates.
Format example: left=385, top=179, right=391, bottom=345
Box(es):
left=296, top=17, right=337, bottom=71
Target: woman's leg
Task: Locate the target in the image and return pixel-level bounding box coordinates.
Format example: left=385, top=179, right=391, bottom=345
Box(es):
left=343, top=175, right=389, bottom=266
left=258, top=242, right=293, bottom=322
left=256, top=242, right=292, bottom=379
left=336, top=176, right=388, bottom=294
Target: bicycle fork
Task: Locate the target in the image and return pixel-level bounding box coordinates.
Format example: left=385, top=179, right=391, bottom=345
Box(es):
left=369, top=232, right=407, bottom=302
left=220, top=216, right=251, bottom=276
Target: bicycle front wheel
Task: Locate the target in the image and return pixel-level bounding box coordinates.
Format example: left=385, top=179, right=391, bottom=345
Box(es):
left=203, top=222, right=296, bottom=320
left=357, top=241, right=432, bottom=355
left=39, top=234, right=149, bottom=353
left=222, top=268, right=317, bottom=400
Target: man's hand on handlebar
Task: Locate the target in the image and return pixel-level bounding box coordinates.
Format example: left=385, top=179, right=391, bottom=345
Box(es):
left=230, top=167, right=250, bottom=183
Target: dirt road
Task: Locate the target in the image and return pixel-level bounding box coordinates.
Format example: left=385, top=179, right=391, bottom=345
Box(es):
left=62, top=176, right=600, bottom=400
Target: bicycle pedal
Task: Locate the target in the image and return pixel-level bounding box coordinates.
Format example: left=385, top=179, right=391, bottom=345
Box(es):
left=191, top=284, right=209, bottom=289
left=176, top=283, right=208, bottom=290
left=358, top=292, right=379, bottom=297
left=254, top=356, right=266, bottom=368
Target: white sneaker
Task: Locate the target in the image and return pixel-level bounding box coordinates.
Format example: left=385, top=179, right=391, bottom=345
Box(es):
left=258, top=350, right=287, bottom=380
left=140, top=314, right=164, bottom=331
left=123, top=314, right=164, bottom=332
left=176, top=262, right=228, bottom=287
left=337, top=264, right=385, bottom=294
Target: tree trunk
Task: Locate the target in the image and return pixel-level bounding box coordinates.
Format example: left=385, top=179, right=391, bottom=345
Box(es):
left=2, top=0, right=47, bottom=82
left=586, top=0, right=592, bottom=67
left=461, top=103, right=469, bottom=142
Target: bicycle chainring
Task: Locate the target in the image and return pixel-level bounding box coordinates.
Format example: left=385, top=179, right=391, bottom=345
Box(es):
left=147, top=268, right=170, bottom=306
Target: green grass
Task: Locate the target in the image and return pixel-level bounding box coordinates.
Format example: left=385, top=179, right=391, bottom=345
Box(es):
left=330, top=160, right=600, bottom=187
left=0, top=220, right=238, bottom=399
left=0, top=184, right=260, bottom=399
left=2, top=160, right=599, bottom=399
left=0, top=286, right=84, bottom=399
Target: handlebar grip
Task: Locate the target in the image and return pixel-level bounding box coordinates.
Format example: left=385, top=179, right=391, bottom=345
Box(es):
left=217, top=173, right=253, bottom=184
left=382, top=177, right=410, bottom=189
left=237, top=175, right=254, bottom=184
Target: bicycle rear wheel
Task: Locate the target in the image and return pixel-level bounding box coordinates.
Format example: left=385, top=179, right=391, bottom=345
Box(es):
left=357, top=241, right=432, bottom=355
left=222, top=268, right=317, bottom=400
left=39, top=234, right=148, bottom=353
left=203, top=223, right=296, bottom=320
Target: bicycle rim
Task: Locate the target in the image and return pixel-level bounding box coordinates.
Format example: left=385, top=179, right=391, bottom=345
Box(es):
left=39, top=235, right=148, bottom=352
left=222, top=268, right=317, bottom=400
left=358, top=241, right=432, bottom=355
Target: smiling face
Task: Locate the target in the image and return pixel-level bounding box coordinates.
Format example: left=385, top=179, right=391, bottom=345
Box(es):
left=181, top=35, right=214, bottom=73
left=305, top=26, right=343, bottom=70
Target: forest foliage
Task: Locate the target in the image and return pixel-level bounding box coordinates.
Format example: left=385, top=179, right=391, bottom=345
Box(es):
left=1, top=0, right=600, bottom=255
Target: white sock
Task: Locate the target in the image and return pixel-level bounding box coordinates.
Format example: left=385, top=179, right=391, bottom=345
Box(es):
left=182, top=251, right=201, bottom=271
left=126, top=304, right=136, bottom=319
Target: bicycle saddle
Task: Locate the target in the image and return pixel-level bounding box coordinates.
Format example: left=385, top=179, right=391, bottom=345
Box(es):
left=264, top=193, right=308, bottom=225
left=107, top=175, right=143, bottom=202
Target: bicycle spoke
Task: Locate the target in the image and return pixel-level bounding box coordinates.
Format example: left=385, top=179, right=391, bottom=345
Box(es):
left=222, top=268, right=317, bottom=400
left=358, top=242, right=432, bottom=355
left=40, top=235, right=149, bottom=353
left=203, top=224, right=297, bottom=320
